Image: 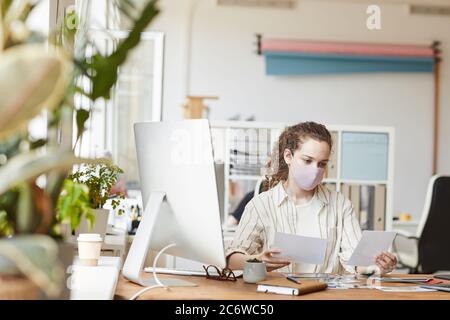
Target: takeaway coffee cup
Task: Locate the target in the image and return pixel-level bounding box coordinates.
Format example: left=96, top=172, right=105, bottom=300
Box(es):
left=77, top=233, right=103, bottom=266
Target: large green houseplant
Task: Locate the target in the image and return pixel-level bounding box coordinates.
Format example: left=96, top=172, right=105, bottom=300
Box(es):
left=0, top=0, right=160, bottom=299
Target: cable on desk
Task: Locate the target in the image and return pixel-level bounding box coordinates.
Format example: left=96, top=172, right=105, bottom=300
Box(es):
left=129, top=243, right=176, bottom=300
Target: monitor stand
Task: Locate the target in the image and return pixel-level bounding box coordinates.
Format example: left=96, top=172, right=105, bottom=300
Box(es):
left=122, top=191, right=197, bottom=287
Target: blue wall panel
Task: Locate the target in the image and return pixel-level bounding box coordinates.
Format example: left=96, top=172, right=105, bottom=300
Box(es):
left=264, top=52, right=435, bottom=75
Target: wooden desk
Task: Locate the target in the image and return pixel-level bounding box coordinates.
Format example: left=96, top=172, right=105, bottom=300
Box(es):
left=115, top=273, right=450, bottom=300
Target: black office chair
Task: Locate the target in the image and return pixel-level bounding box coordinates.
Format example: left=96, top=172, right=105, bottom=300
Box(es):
left=394, top=175, right=450, bottom=274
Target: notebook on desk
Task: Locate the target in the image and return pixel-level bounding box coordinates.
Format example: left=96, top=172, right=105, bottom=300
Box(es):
left=70, top=256, right=121, bottom=300
left=256, top=278, right=328, bottom=296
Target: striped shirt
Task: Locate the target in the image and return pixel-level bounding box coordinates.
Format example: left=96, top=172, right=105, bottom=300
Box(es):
left=226, top=182, right=363, bottom=274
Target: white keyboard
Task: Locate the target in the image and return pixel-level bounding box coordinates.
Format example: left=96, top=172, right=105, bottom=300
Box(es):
left=144, top=267, right=243, bottom=277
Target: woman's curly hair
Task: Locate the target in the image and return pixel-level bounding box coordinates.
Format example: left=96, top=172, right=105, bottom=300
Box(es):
left=262, top=122, right=333, bottom=191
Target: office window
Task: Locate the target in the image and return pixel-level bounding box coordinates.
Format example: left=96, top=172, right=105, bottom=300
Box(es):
left=74, top=1, right=164, bottom=188
left=108, top=32, right=164, bottom=187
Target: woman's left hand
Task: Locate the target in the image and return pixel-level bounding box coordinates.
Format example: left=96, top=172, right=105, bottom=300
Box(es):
left=375, top=251, right=397, bottom=274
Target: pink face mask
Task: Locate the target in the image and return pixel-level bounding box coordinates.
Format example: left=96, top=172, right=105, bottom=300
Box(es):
left=291, top=160, right=325, bottom=191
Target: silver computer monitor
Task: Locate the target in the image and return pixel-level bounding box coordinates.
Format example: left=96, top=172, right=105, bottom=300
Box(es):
left=122, top=120, right=226, bottom=287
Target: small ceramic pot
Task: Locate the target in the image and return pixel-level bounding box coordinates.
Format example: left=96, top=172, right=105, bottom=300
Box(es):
left=243, top=261, right=267, bottom=283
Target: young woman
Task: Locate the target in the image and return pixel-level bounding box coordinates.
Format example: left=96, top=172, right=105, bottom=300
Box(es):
left=226, top=122, right=397, bottom=274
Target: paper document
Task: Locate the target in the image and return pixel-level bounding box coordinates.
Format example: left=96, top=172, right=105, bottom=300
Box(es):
left=373, top=286, right=436, bottom=293
left=347, top=231, right=397, bottom=267
left=273, top=232, right=327, bottom=265
left=370, top=277, right=432, bottom=284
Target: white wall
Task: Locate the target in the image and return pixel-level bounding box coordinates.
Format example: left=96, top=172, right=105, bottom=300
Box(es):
left=148, top=0, right=450, bottom=221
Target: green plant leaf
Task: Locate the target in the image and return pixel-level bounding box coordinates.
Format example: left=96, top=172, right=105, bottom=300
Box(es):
left=0, top=235, right=65, bottom=298
left=1, top=0, right=13, bottom=19
left=85, top=210, right=95, bottom=230
left=87, top=0, right=160, bottom=100
left=56, top=179, right=93, bottom=232
left=0, top=210, right=13, bottom=235
left=0, top=148, right=96, bottom=196
left=3, top=0, right=27, bottom=26
left=69, top=162, right=123, bottom=209
left=16, top=182, right=34, bottom=234
left=0, top=44, right=72, bottom=138
left=0, top=134, right=22, bottom=161
left=29, top=138, right=47, bottom=150
left=75, top=108, right=90, bottom=141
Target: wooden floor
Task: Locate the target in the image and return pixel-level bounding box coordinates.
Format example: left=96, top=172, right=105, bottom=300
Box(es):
left=115, top=273, right=450, bottom=300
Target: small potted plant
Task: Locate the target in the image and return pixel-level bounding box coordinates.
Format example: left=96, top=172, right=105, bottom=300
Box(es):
left=55, top=178, right=94, bottom=238
left=66, top=163, right=125, bottom=237
left=243, top=258, right=267, bottom=283
left=246, top=258, right=263, bottom=263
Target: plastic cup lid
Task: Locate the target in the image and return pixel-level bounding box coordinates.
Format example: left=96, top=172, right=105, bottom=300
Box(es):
left=77, top=233, right=103, bottom=242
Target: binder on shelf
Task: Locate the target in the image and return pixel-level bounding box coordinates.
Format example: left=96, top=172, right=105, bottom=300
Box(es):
left=359, top=209, right=369, bottom=230
left=350, top=184, right=361, bottom=223
left=374, top=185, right=386, bottom=230
left=341, top=184, right=386, bottom=231
left=341, top=183, right=351, bottom=200
left=359, top=185, right=375, bottom=230
left=324, top=183, right=336, bottom=192
left=325, top=131, right=338, bottom=179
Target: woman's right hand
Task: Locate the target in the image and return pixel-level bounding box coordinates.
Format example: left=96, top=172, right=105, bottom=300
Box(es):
left=256, top=249, right=291, bottom=271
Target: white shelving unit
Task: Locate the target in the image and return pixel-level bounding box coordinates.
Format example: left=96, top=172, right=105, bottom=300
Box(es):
left=210, top=121, right=395, bottom=231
